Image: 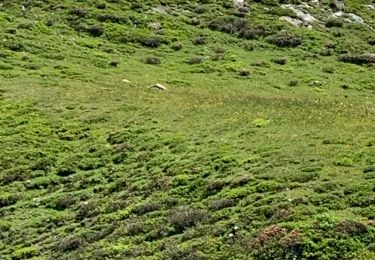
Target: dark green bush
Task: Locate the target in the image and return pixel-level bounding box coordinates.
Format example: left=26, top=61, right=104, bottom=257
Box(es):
left=168, top=207, right=207, bottom=233
left=339, top=53, right=375, bottom=65
left=325, top=17, right=344, bottom=28
left=87, top=25, right=104, bottom=37
left=143, top=56, right=161, bottom=65
left=267, top=32, right=303, bottom=47
left=186, top=56, right=203, bottom=64
left=239, top=69, right=250, bottom=76
left=210, top=199, right=235, bottom=210
left=171, top=42, right=183, bottom=51
left=272, top=58, right=288, bottom=65
left=139, top=36, right=167, bottom=48
left=56, top=237, right=84, bottom=252
left=68, top=8, right=88, bottom=18
left=96, top=2, right=106, bottom=9
left=208, top=17, right=268, bottom=40
left=133, top=202, right=161, bottom=215
left=97, top=14, right=128, bottom=24
left=109, top=60, right=119, bottom=67
left=288, top=79, right=299, bottom=87
left=193, top=35, right=207, bottom=45
left=76, top=201, right=99, bottom=220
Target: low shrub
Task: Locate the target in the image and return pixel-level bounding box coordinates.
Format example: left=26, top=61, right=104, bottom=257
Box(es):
left=208, top=17, right=268, bottom=40
left=186, top=56, right=203, bottom=64
left=322, top=67, right=335, bottom=73
left=126, top=219, right=144, bottom=235
left=87, top=25, right=104, bottom=37
left=267, top=32, right=303, bottom=47
left=96, top=2, right=106, bottom=9
left=68, top=8, right=88, bottom=18
left=239, top=69, right=250, bottom=76
left=325, top=17, right=344, bottom=28
left=335, top=220, right=367, bottom=236
left=97, top=14, right=128, bottom=24
left=143, top=56, right=161, bottom=65
left=109, top=60, right=119, bottom=67
left=168, top=207, right=207, bottom=233
left=76, top=201, right=99, bottom=220
left=210, top=199, right=235, bottom=210
left=139, top=36, right=167, bottom=48
left=288, top=79, right=299, bottom=87
left=272, top=58, right=288, bottom=65
left=193, top=35, right=207, bottom=45
left=133, top=202, right=161, bottom=215
left=56, top=237, right=84, bottom=252
left=338, top=53, right=375, bottom=65
left=171, top=42, right=183, bottom=51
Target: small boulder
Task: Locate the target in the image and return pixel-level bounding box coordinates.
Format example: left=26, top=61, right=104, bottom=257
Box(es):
left=279, top=16, right=304, bottom=27
left=151, top=83, right=167, bottom=91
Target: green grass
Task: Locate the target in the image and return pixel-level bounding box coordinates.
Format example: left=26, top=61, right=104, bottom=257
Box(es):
left=1, top=0, right=375, bottom=259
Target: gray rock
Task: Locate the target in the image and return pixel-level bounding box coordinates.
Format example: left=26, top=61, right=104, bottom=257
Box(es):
left=281, top=5, right=317, bottom=25
left=279, top=16, right=304, bottom=27
left=347, top=13, right=364, bottom=23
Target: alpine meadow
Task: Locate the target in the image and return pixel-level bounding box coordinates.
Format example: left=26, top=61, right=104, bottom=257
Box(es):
left=1, top=0, right=375, bottom=259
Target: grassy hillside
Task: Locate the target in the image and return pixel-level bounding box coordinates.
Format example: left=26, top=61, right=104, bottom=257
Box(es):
left=1, top=0, right=375, bottom=259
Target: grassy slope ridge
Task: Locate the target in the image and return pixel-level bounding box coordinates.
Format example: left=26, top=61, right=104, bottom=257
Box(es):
left=0, top=0, right=375, bottom=259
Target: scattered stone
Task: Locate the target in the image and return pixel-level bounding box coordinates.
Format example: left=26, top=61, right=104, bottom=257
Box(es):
left=151, top=83, right=167, bottom=90
left=148, top=22, right=162, bottom=30
left=150, top=6, right=167, bottom=14
left=365, top=4, right=375, bottom=10
left=309, top=80, right=325, bottom=87
left=234, top=0, right=245, bottom=8
left=334, top=12, right=364, bottom=23
left=279, top=16, right=304, bottom=27
left=347, top=13, right=364, bottom=23
left=281, top=5, right=317, bottom=25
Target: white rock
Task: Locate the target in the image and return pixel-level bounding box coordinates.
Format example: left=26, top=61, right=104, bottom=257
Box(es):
left=122, top=79, right=131, bottom=83
left=347, top=13, right=364, bottom=23
left=281, top=5, right=317, bottom=25
left=151, top=83, right=167, bottom=90
left=279, top=16, right=304, bottom=27
left=234, top=0, right=245, bottom=8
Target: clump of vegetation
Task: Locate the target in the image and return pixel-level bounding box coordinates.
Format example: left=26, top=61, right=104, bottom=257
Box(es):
left=193, top=35, right=207, bottom=45
left=87, top=25, right=104, bottom=37
left=168, top=207, right=207, bottom=233
left=339, top=53, right=375, bottom=65
left=267, top=32, right=303, bottom=47
left=186, top=56, right=203, bottom=64
left=133, top=202, right=161, bottom=215
left=325, top=17, right=344, bottom=28
left=239, top=69, right=250, bottom=76
left=272, top=57, right=288, bottom=65
left=109, top=60, right=119, bottom=67
left=288, top=79, right=299, bottom=86
left=69, top=8, right=88, bottom=18
left=208, top=17, right=268, bottom=39
left=143, top=56, right=161, bottom=65
left=139, top=36, right=167, bottom=48
left=171, top=42, right=183, bottom=51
